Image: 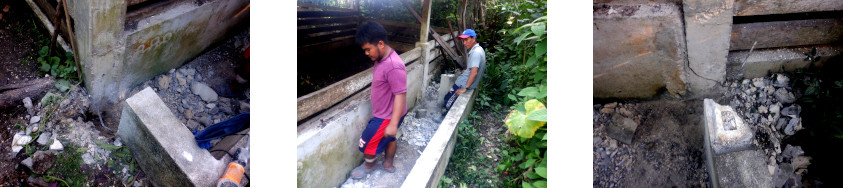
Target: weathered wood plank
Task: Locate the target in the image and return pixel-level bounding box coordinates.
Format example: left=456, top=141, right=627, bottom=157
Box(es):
left=298, top=30, right=356, bottom=46
left=730, top=18, right=843, bottom=50
left=735, top=0, right=843, bottom=16
left=298, top=23, right=357, bottom=36
left=297, top=10, right=359, bottom=18
left=298, top=16, right=359, bottom=26
left=297, top=37, right=355, bottom=56
left=297, top=2, right=356, bottom=12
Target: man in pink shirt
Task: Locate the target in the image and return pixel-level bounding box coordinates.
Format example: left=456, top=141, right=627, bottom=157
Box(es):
left=350, top=22, right=408, bottom=179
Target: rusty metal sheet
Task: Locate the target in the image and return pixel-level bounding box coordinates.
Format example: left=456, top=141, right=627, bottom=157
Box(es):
left=730, top=18, right=843, bottom=50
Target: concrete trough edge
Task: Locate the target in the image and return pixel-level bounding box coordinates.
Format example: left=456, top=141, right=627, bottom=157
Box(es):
left=727, top=45, right=843, bottom=79
left=401, top=89, right=478, bottom=188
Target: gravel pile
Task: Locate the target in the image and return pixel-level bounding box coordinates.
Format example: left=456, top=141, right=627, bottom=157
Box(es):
left=721, top=74, right=810, bottom=187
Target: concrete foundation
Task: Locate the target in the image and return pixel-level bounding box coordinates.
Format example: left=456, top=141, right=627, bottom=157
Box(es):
left=117, top=87, right=227, bottom=187
left=593, top=2, right=687, bottom=99
left=64, top=0, right=249, bottom=108
left=682, top=0, right=734, bottom=97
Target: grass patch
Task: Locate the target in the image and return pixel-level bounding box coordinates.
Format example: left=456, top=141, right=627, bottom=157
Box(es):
left=439, top=111, right=501, bottom=188
left=43, top=143, right=88, bottom=187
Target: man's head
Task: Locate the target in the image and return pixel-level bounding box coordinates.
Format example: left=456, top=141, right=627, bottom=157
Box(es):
left=457, top=29, right=477, bottom=50
left=355, top=22, right=390, bottom=62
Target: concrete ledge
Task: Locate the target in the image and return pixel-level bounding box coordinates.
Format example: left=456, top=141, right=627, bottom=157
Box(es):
left=401, top=89, right=478, bottom=188
left=727, top=45, right=843, bottom=79
left=704, top=99, right=754, bottom=154
left=117, top=87, right=226, bottom=187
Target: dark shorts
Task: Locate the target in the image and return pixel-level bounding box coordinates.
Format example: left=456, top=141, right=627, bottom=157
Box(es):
left=443, top=84, right=461, bottom=111
left=359, top=115, right=406, bottom=155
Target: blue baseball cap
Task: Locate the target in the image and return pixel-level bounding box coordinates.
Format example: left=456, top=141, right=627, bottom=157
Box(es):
left=458, top=29, right=476, bottom=39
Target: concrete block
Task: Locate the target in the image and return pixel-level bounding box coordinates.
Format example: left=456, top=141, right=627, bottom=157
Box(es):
left=117, top=87, right=226, bottom=187
left=713, top=149, right=773, bottom=187
left=607, top=114, right=637, bottom=145
left=438, top=74, right=456, bottom=100
left=735, top=0, right=843, bottom=16
left=593, top=3, right=687, bottom=99
left=704, top=99, right=754, bottom=154
left=683, top=0, right=734, bottom=96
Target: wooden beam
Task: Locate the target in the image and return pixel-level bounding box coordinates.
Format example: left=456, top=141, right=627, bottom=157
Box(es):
left=297, top=10, right=359, bottom=18
left=298, top=30, right=357, bottom=47
left=298, top=16, right=359, bottom=26
left=400, top=0, right=464, bottom=69
left=730, top=18, right=843, bottom=50
left=419, top=0, right=432, bottom=43
left=298, top=23, right=357, bottom=37
left=297, top=2, right=356, bottom=12
left=735, top=0, right=843, bottom=16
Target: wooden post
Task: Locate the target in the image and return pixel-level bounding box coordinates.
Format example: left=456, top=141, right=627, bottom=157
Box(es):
left=418, top=0, right=432, bottom=43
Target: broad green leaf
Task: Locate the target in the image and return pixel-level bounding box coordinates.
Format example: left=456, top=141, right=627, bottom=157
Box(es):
left=542, top=133, right=547, bottom=140
left=522, top=181, right=533, bottom=188
left=516, top=32, right=531, bottom=45
left=525, top=171, right=541, bottom=179
left=49, top=56, right=60, bottom=65
left=525, top=99, right=545, bottom=114
left=521, top=158, right=536, bottom=169
left=535, top=167, right=547, bottom=178
left=55, top=79, right=70, bottom=92
left=535, top=39, right=547, bottom=57
left=51, top=63, right=59, bottom=76
left=518, top=87, right=539, bottom=98
left=527, top=109, right=547, bottom=122
left=531, top=23, right=546, bottom=37
left=40, top=62, right=51, bottom=72
left=38, top=46, right=49, bottom=57
left=526, top=56, right=538, bottom=67
left=532, top=180, right=547, bottom=188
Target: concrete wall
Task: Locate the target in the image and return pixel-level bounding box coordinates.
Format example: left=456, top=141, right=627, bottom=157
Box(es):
left=65, top=0, right=248, bottom=107
left=296, top=40, right=446, bottom=187
left=593, top=2, right=687, bottom=98
left=593, top=0, right=843, bottom=99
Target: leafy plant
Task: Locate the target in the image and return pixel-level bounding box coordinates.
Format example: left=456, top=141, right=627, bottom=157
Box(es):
left=496, top=86, right=547, bottom=188
left=35, top=46, right=78, bottom=90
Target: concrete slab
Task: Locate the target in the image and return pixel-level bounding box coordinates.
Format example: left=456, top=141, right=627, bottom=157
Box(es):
left=117, top=87, right=226, bottom=186
left=682, top=0, right=734, bottom=97
left=593, top=3, right=687, bottom=99
left=704, top=99, right=754, bottom=154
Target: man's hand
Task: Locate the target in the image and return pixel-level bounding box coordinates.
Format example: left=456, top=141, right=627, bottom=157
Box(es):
left=455, top=88, right=467, bottom=95
left=385, top=122, right=398, bottom=137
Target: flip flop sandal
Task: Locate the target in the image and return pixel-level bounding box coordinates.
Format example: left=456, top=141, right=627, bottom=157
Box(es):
left=350, top=163, right=375, bottom=179
left=379, top=162, right=396, bottom=173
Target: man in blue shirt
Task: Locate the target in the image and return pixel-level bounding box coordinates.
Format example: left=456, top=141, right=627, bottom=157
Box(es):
left=443, top=29, right=486, bottom=110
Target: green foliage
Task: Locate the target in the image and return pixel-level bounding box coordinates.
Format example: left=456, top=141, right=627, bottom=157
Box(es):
left=495, top=86, right=547, bottom=188
left=36, top=46, right=78, bottom=86
left=44, top=143, right=88, bottom=187
left=440, top=111, right=500, bottom=187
